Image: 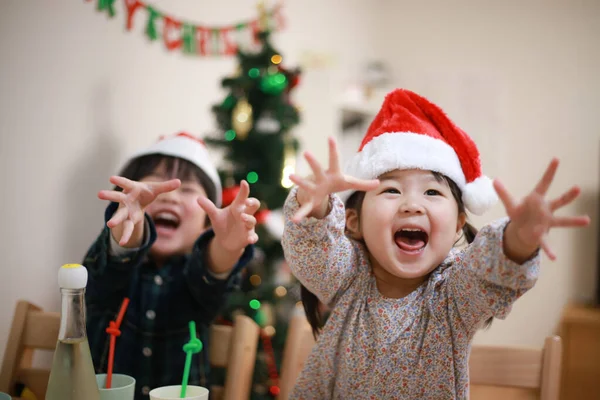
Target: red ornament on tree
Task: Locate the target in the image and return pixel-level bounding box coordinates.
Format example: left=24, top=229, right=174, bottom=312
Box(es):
left=278, top=66, right=301, bottom=90
left=289, top=75, right=300, bottom=90
left=255, top=209, right=271, bottom=225
left=222, top=185, right=240, bottom=207
left=269, top=386, right=280, bottom=396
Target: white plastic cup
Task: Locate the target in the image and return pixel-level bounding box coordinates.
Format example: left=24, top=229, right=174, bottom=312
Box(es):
left=149, top=385, right=209, bottom=400
left=96, top=373, right=136, bottom=400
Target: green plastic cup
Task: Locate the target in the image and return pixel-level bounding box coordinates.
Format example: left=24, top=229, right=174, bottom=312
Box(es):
left=149, top=385, right=209, bottom=400
left=96, top=373, right=136, bottom=400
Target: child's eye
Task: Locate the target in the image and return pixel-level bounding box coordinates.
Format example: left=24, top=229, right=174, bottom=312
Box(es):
left=181, top=187, right=197, bottom=194
left=383, top=188, right=400, bottom=194
left=425, top=189, right=441, bottom=196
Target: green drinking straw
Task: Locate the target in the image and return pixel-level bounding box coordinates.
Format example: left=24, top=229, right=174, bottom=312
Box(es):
left=181, top=321, right=203, bottom=398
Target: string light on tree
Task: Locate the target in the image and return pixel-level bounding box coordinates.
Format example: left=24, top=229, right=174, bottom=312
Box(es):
left=249, top=299, right=261, bottom=310
left=247, top=171, right=259, bottom=183
left=260, top=73, right=287, bottom=95
left=248, top=68, right=261, bottom=78
left=263, top=326, right=276, bottom=336
left=249, top=274, right=262, bottom=286
left=271, top=54, right=282, bottom=64
left=274, top=286, right=287, bottom=297
left=224, top=129, right=236, bottom=141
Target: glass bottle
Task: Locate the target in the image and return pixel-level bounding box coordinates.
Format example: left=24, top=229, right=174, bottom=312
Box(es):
left=46, top=264, right=100, bottom=400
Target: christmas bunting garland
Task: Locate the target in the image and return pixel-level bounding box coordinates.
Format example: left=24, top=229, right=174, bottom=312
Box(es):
left=88, top=0, right=285, bottom=57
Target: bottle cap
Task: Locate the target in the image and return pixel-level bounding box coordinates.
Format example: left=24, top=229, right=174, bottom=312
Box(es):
left=58, top=264, right=88, bottom=289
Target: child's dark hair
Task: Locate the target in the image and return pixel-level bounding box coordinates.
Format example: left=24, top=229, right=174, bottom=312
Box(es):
left=118, top=154, right=217, bottom=226
left=300, top=171, right=484, bottom=338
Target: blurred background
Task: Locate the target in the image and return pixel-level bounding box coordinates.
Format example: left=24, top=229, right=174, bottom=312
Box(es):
left=0, top=0, right=599, bottom=398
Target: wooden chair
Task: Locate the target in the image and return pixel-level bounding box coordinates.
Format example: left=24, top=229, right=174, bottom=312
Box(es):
left=0, top=300, right=59, bottom=400
left=0, top=301, right=260, bottom=400
left=209, top=315, right=260, bottom=400
left=277, top=308, right=316, bottom=400
left=469, top=336, right=562, bottom=400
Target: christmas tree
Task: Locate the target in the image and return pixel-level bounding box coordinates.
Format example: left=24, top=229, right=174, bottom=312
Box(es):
left=206, top=4, right=302, bottom=399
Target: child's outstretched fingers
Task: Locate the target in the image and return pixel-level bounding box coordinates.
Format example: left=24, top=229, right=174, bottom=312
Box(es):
left=492, top=179, right=516, bottom=214
left=230, top=180, right=250, bottom=213
left=289, top=174, right=317, bottom=192
left=151, top=179, right=181, bottom=195
left=494, top=158, right=590, bottom=262
left=98, top=190, right=126, bottom=203
left=540, top=239, right=556, bottom=261
left=109, top=175, right=136, bottom=191
left=290, top=137, right=380, bottom=223
left=547, top=185, right=591, bottom=227
left=120, top=220, right=135, bottom=246
left=548, top=186, right=590, bottom=227
left=106, top=206, right=129, bottom=228
left=344, top=175, right=381, bottom=192
left=304, top=151, right=326, bottom=181
left=247, top=231, right=259, bottom=244
left=533, top=158, right=559, bottom=196
left=241, top=214, right=257, bottom=230
left=327, top=137, right=342, bottom=172
left=98, top=176, right=181, bottom=247
left=197, top=195, right=219, bottom=222
left=245, top=198, right=261, bottom=216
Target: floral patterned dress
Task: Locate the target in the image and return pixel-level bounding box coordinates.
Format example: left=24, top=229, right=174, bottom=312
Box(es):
left=281, top=188, right=540, bottom=400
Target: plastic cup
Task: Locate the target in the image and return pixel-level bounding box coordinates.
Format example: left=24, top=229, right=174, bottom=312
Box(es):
left=96, top=373, right=136, bottom=400
left=0, top=392, right=10, bottom=400
left=149, top=385, right=209, bottom=400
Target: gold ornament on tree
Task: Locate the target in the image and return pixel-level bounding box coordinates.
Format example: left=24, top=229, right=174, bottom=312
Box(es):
left=232, top=98, right=253, bottom=139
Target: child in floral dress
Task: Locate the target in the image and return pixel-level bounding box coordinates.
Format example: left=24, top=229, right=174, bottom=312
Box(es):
left=282, top=89, right=589, bottom=399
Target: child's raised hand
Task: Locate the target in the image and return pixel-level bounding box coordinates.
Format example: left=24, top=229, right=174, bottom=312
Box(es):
left=493, top=158, right=590, bottom=262
left=290, top=137, right=380, bottom=223
left=98, top=176, right=181, bottom=246
left=197, top=180, right=260, bottom=253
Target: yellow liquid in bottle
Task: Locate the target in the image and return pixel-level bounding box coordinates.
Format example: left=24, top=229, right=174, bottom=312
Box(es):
left=46, top=337, right=100, bottom=400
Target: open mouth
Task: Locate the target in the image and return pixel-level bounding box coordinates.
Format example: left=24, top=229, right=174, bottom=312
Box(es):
left=394, top=228, right=429, bottom=252
left=153, top=211, right=180, bottom=230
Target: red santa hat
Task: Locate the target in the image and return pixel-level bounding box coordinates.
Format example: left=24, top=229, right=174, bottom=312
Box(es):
left=125, top=132, right=222, bottom=207
left=344, top=89, right=497, bottom=215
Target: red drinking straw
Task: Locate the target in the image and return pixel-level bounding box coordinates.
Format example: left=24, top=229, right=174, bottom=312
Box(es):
left=105, top=297, right=130, bottom=389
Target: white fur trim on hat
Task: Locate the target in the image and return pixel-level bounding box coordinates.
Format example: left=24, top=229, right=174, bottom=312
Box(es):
left=343, top=132, right=496, bottom=215
left=462, top=175, right=498, bottom=215
left=127, top=135, right=222, bottom=207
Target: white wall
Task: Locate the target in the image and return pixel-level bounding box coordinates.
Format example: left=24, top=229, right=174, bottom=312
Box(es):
left=0, top=0, right=598, bottom=365
left=376, top=0, right=600, bottom=347
left=0, top=0, right=383, bottom=362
